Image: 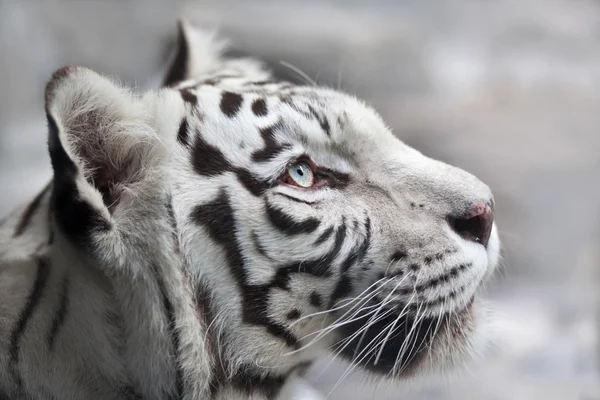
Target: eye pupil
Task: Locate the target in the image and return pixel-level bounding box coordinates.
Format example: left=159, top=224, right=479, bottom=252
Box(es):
left=285, top=162, right=314, bottom=188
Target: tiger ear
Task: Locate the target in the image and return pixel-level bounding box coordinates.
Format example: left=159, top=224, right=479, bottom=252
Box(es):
left=45, top=66, right=182, bottom=245
left=163, top=19, right=227, bottom=87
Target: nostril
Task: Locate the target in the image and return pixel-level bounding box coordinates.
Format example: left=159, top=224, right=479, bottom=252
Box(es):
left=448, top=202, right=493, bottom=247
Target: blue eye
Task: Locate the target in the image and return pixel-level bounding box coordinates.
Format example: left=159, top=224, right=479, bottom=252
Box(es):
left=285, top=162, right=315, bottom=188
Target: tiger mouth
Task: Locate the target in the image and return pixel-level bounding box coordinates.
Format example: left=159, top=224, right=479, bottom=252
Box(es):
left=332, top=294, right=477, bottom=376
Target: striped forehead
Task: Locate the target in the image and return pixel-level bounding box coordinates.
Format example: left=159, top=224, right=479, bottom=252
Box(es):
left=176, top=84, right=397, bottom=174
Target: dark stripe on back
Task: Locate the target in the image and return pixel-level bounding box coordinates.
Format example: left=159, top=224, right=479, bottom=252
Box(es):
left=220, top=91, right=244, bottom=118
left=177, top=117, right=190, bottom=147
left=252, top=124, right=291, bottom=163
left=164, top=21, right=189, bottom=87
left=251, top=98, right=268, bottom=116
left=191, top=134, right=234, bottom=177
left=265, top=201, right=320, bottom=235
left=47, top=273, right=70, bottom=350
left=9, top=257, right=51, bottom=392
left=13, top=182, right=51, bottom=237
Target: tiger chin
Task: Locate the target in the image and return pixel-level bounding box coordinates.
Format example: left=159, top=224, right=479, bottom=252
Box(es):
left=0, top=20, right=500, bottom=400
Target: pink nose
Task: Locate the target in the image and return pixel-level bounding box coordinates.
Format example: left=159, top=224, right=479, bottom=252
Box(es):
left=449, top=202, right=494, bottom=247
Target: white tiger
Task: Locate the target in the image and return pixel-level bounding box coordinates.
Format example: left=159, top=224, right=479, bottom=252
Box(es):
left=0, top=21, right=501, bottom=400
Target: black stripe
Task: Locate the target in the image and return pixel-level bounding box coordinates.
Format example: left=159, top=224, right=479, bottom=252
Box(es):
left=408, top=287, right=473, bottom=310
left=315, top=167, right=351, bottom=189
left=47, top=273, right=70, bottom=350
left=235, top=169, right=268, bottom=197
left=155, top=270, right=184, bottom=399
left=191, top=133, right=234, bottom=177
left=280, top=97, right=311, bottom=119
left=251, top=98, right=268, bottom=117
left=241, top=283, right=299, bottom=347
left=229, top=366, right=286, bottom=399
left=413, top=263, right=472, bottom=292
left=307, top=104, right=331, bottom=137
left=309, top=292, right=322, bottom=308
left=280, top=97, right=331, bottom=137
left=265, top=322, right=297, bottom=347
left=180, top=88, right=197, bottom=105
left=314, top=226, right=334, bottom=245
left=340, top=217, right=371, bottom=273
left=164, top=21, right=189, bottom=87
left=274, top=192, right=316, bottom=205
left=251, top=124, right=291, bottom=163
left=47, top=204, right=55, bottom=245
left=329, top=275, right=353, bottom=308
left=265, top=201, right=320, bottom=235
left=286, top=309, right=301, bottom=320
left=280, top=220, right=346, bottom=277
left=192, top=192, right=298, bottom=347
left=13, top=182, right=51, bottom=237
left=192, top=191, right=246, bottom=287
left=177, top=117, right=190, bottom=147
left=220, top=91, right=244, bottom=118
left=390, top=250, right=407, bottom=262
left=252, top=231, right=271, bottom=260
left=47, top=113, right=111, bottom=249
left=9, top=257, right=51, bottom=392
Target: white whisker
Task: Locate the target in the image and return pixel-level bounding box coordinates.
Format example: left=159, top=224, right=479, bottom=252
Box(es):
left=279, top=61, right=318, bottom=87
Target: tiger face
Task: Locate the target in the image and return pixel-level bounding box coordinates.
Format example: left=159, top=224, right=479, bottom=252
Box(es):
left=172, top=78, right=500, bottom=377
left=43, top=22, right=500, bottom=394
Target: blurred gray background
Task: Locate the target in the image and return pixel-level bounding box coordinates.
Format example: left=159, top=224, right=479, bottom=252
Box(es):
left=1, top=0, right=599, bottom=399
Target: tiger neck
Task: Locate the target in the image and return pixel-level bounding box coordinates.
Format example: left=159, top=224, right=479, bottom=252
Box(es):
left=48, top=194, right=214, bottom=399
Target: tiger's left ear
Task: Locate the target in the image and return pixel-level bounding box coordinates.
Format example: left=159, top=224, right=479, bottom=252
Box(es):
left=45, top=66, right=183, bottom=249
left=163, top=19, right=226, bottom=87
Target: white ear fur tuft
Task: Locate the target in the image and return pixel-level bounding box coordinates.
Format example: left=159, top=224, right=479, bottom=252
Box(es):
left=45, top=66, right=179, bottom=212
left=163, top=19, right=228, bottom=87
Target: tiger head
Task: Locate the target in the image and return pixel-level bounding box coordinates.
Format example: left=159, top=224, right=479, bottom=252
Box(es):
left=44, top=22, right=500, bottom=386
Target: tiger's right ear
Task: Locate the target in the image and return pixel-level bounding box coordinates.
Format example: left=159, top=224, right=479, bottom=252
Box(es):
left=163, top=19, right=227, bottom=87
